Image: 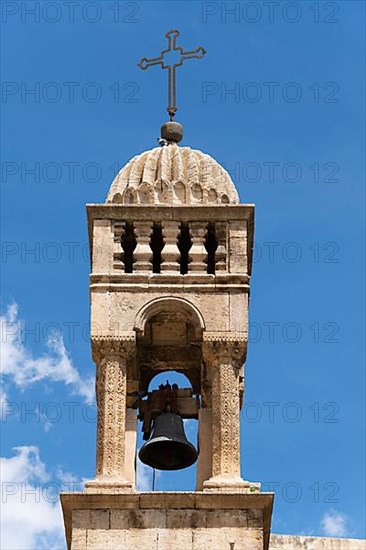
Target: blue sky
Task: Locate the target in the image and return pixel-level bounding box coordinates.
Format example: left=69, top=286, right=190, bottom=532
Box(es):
left=1, top=1, right=365, bottom=548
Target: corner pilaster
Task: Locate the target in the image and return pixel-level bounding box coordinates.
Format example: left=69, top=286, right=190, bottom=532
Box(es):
left=84, top=335, right=136, bottom=493
left=202, top=333, right=259, bottom=493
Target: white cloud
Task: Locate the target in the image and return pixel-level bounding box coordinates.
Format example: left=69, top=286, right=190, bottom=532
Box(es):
left=0, top=446, right=69, bottom=550
left=0, top=384, right=8, bottom=420
left=1, top=302, right=94, bottom=404
left=321, top=509, right=350, bottom=537
left=136, top=456, right=153, bottom=491
left=136, top=450, right=162, bottom=492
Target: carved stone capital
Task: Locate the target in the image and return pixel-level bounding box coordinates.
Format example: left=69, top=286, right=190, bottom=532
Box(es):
left=202, top=332, right=247, bottom=370
left=91, top=334, right=136, bottom=364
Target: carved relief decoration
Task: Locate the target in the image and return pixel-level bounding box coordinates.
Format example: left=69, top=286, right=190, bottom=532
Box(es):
left=202, top=334, right=246, bottom=478
left=92, top=337, right=135, bottom=478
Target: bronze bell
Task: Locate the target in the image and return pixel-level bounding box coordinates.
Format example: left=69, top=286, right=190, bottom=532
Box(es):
left=138, top=412, right=198, bottom=470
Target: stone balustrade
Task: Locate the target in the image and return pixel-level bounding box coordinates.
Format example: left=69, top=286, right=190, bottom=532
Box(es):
left=87, top=204, right=254, bottom=278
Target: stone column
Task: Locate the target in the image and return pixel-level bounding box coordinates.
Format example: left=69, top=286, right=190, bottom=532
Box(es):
left=202, top=333, right=258, bottom=492
left=85, top=336, right=135, bottom=493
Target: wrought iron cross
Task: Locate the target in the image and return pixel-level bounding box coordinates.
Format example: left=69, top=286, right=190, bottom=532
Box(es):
left=138, top=29, right=206, bottom=120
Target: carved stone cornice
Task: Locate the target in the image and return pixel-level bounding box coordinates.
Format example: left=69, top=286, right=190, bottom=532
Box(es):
left=91, top=333, right=136, bottom=364
left=202, top=332, right=247, bottom=370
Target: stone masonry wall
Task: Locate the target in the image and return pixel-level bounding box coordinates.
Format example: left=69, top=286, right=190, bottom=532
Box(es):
left=270, top=534, right=365, bottom=549
left=71, top=508, right=263, bottom=550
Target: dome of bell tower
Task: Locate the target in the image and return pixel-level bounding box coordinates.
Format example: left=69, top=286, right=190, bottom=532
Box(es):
left=106, top=142, right=239, bottom=205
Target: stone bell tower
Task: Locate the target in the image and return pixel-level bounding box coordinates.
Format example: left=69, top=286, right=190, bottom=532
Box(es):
left=61, top=30, right=274, bottom=550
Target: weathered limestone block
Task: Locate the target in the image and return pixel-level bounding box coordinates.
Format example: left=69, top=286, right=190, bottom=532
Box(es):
left=124, top=528, right=159, bottom=549
left=229, top=291, right=249, bottom=334
left=193, top=527, right=262, bottom=549
left=166, top=509, right=205, bottom=529
left=70, top=529, right=87, bottom=550
left=205, top=509, right=248, bottom=528
left=86, top=529, right=125, bottom=550
left=247, top=508, right=264, bottom=528
left=111, top=509, right=166, bottom=529
left=228, top=220, right=247, bottom=274
left=73, top=510, right=109, bottom=530
left=157, top=529, right=193, bottom=550
left=92, top=219, right=113, bottom=273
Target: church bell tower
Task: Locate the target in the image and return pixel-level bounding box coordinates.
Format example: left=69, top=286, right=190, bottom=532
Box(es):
left=61, top=29, right=274, bottom=550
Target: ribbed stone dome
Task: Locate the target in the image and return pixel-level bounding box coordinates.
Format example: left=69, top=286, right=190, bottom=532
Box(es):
left=106, top=143, right=239, bottom=205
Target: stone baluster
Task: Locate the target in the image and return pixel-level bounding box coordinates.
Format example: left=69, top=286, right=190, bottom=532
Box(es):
left=161, top=221, right=181, bottom=272
left=113, top=221, right=125, bottom=271
left=133, top=221, right=153, bottom=273
left=189, top=221, right=208, bottom=273
left=85, top=336, right=135, bottom=492
left=202, top=333, right=249, bottom=492
left=215, top=221, right=227, bottom=272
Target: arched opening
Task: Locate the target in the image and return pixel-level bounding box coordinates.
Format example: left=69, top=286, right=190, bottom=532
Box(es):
left=136, top=371, right=199, bottom=492
left=134, top=297, right=204, bottom=395
left=133, top=298, right=204, bottom=491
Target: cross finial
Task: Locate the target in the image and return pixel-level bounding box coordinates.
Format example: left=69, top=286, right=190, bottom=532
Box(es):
left=138, top=29, right=206, bottom=121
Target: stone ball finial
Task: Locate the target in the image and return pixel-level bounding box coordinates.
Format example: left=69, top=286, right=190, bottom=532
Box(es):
left=160, top=121, right=183, bottom=143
